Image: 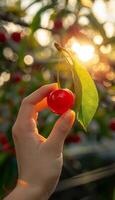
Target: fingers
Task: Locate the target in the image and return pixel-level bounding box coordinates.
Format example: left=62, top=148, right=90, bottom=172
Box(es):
left=24, top=83, right=58, bottom=105
left=46, top=109, right=75, bottom=155
left=13, top=83, right=58, bottom=143
left=35, top=97, right=48, bottom=112
left=17, top=83, right=58, bottom=120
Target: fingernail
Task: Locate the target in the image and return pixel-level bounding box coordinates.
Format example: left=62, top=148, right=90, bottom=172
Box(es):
left=64, top=109, right=75, bottom=124
left=53, top=82, right=58, bottom=88
left=50, top=82, right=58, bottom=89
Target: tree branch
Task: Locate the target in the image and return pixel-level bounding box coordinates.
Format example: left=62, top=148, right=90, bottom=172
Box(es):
left=0, top=13, right=53, bottom=32
left=0, top=13, right=29, bottom=27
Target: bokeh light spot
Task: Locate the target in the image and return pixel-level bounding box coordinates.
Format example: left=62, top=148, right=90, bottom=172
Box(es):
left=93, top=35, right=103, bottom=45
left=34, top=29, right=51, bottom=46
left=24, top=55, right=34, bottom=65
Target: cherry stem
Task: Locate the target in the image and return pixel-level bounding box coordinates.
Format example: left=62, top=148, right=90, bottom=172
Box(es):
left=54, top=43, right=77, bottom=108
left=55, top=42, right=76, bottom=92
left=57, top=64, right=61, bottom=88
left=54, top=43, right=74, bottom=67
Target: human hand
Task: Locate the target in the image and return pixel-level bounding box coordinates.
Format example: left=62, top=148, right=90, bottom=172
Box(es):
left=5, top=83, right=75, bottom=200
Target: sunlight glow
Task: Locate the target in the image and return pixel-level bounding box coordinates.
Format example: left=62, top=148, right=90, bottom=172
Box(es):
left=78, top=45, right=95, bottom=62
left=71, top=42, right=80, bottom=54
left=71, top=42, right=95, bottom=62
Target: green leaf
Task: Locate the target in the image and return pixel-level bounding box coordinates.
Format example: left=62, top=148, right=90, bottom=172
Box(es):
left=72, top=56, right=99, bottom=130
left=58, top=49, right=82, bottom=112
left=18, top=38, right=27, bottom=68
left=55, top=43, right=99, bottom=130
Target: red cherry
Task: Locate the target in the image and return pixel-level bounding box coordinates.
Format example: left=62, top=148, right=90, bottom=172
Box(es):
left=47, top=89, right=75, bottom=114
left=2, top=143, right=11, bottom=151
left=11, top=72, right=22, bottom=83
left=53, top=19, right=63, bottom=32
left=109, top=118, right=115, bottom=131
left=65, top=135, right=81, bottom=144
left=0, top=32, right=7, bottom=43
left=0, top=133, right=8, bottom=145
left=2, top=143, right=15, bottom=154
left=11, top=32, right=21, bottom=43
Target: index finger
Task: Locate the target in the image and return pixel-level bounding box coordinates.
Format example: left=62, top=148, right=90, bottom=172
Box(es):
left=17, top=83, right=58, bottom=120
left=25, top=83, right=58, bottom=105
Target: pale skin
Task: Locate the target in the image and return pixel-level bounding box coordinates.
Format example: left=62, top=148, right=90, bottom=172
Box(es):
left=4, top=83, right=75, bottom=200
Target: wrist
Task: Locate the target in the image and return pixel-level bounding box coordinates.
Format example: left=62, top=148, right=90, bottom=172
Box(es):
left=4, top=179, right=49, bottom=200
left=16, top=180, right=47, bottom=200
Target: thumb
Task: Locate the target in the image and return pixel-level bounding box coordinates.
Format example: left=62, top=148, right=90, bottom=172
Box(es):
left=46, top=109, right=75, bottom=154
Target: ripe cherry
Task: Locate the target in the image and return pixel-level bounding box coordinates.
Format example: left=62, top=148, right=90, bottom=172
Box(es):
left=65, top=135, right=81, bottom=144
left=2, top=143, right=15, bottom=154
left=53, top=19, right=63, bottom=32
left=109, top=118, right=115, bottom=131
left=11, top=72, right=22, bottom=83
left=47, top=89, right=75, bottom=114
left=0, top=133, right=8, bottom=145
left=0, top=32, right=7, bottom=43
left=11, top=32, right=21, bottom=43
